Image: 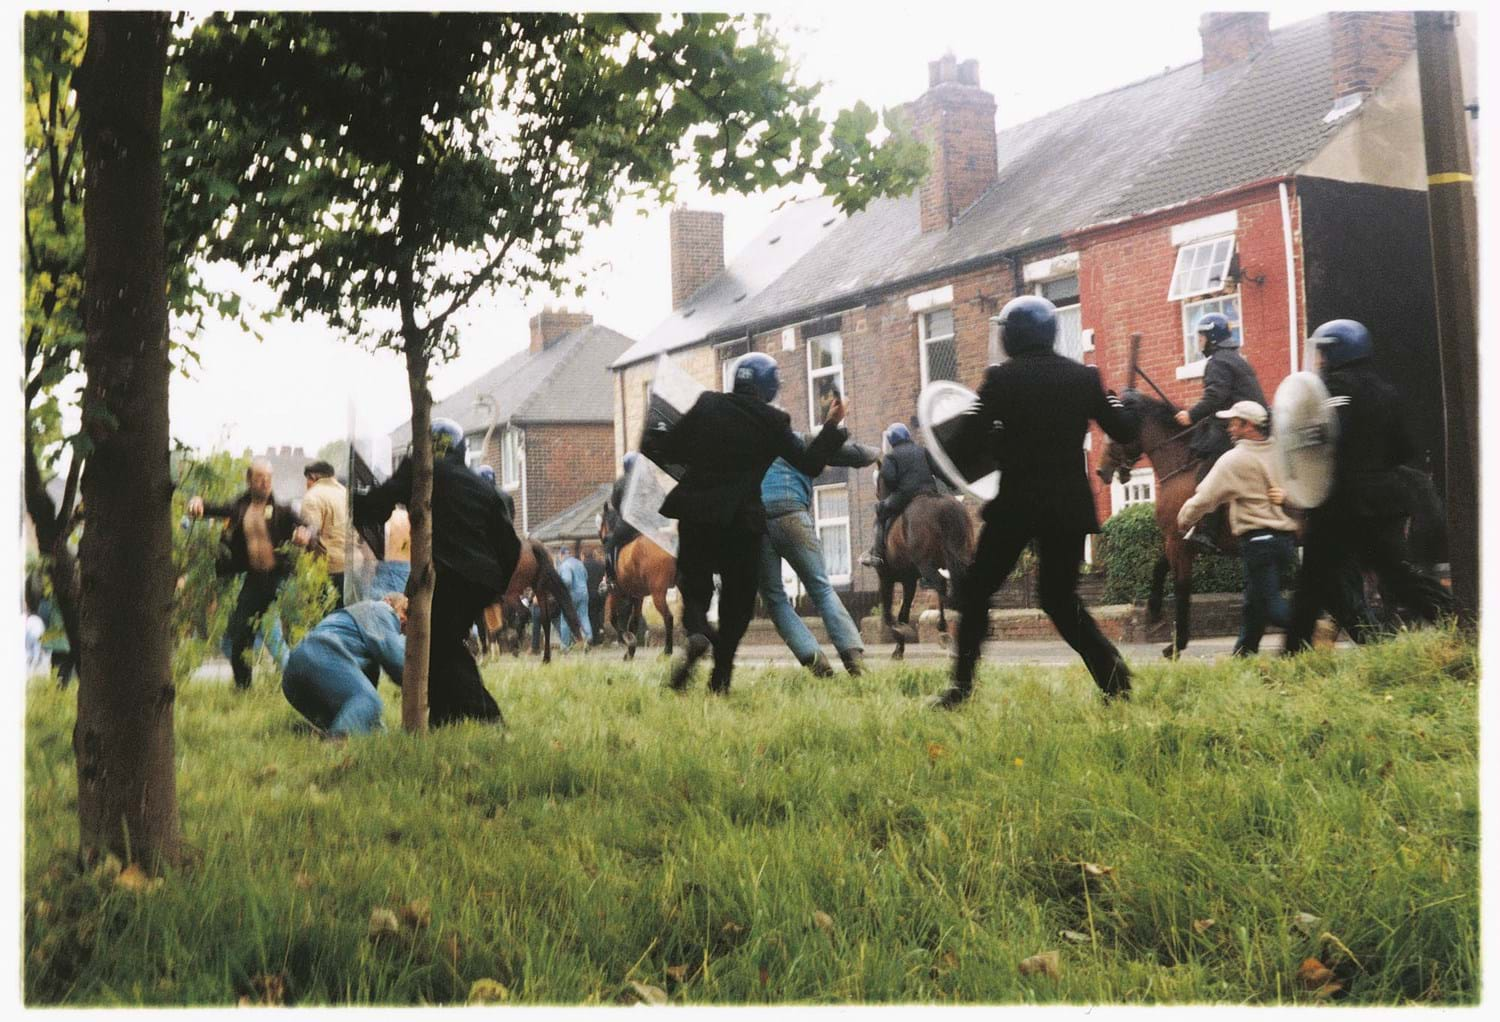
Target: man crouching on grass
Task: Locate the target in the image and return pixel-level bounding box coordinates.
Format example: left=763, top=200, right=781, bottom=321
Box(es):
left=281, top=593, right=408, bottom=738
left=1176, top=400, right=1297, bottom=657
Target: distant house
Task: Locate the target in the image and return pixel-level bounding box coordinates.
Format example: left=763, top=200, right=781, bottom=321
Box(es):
left=250, top=445, right=311, bottom=507
left=530, top=482, right=611, bottom=557
left=611, top=11, right=1475, bottom=594
left=391, top=310, right=634, bottom=536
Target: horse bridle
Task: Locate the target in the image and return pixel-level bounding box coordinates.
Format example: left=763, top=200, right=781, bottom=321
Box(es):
left=1123, top=363, right=1201, bottom=485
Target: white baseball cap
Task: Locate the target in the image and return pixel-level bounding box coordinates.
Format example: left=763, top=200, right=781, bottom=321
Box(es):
left=1215, top=400, right=1268, bottom=427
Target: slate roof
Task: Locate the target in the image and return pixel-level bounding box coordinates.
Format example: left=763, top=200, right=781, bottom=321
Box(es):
left=391, top=324, right=634, bottom=449
left=530, top=483, right=611, bottom=543
left=641, top=15, right=1353, bottom=348
left=611, top=195, right=845, bottom=369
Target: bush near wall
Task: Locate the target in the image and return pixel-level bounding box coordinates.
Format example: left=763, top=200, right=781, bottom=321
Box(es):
left=1097, top=503, right=1245, bottom=603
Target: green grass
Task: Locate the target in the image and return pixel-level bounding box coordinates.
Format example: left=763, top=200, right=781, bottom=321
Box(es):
left=24, top=628, right=1478, bottom=1005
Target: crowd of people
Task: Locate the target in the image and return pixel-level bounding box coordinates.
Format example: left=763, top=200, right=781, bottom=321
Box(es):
left=154, top=295, right=1450, bottom=736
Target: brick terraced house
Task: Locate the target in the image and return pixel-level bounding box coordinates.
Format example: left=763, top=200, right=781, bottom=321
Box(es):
left=392, top=310, right=633, bottom=537
left=610, top=11, right=1477, bottom=595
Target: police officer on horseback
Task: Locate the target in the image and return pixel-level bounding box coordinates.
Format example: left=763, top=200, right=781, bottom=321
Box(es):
left=641, top=351, right=847, bottom=694
left=1282, top=319, right=1453, bottom=653
left=1173, top=312, right=1266, bottom=553
left=600, top=451, right=643, bottom=589
left=931, top=295, right=1140, bottom=708
left=859, top=422, right=948, bottom=570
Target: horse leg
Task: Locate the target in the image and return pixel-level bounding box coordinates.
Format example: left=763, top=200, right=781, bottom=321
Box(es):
left=1147, top=554, right=1170, bottom=624
left=1163, top=547, right=1193, bottom=659
left=894, top=572, right=919, bottom=654
left=654, top=587, right=674, bottom=658
left=878, top=571, right=905, bottom=659
left=541, top=595, right=553, bottom=665
left=935, top=582, right=950, bottom=648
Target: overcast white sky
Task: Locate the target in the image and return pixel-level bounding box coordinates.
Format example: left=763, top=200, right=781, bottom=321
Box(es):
left=148, top=1, right=1338, bottom=457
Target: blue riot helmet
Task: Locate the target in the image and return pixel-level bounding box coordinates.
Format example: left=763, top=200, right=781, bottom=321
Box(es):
left=884, top=422, right=912, bottom=447
left=476, top=464, right=496, bottom=484
left=731, top=352, right=780, bottom=403
left=997, top=295, right=1058, bottom=356
left=1195, top=312, right=1237, bottom=356
left=622, top=451, right=640, bottom=474
left=430, top=418, right=467, bottom=463
left=1310, top=319, right=1373, bottom=372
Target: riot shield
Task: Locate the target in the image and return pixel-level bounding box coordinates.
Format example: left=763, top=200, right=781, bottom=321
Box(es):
left=917, top=380, right=1000, bottom=501
left=618, top=455, right=680, bottom=559
left=343, top=401, right=395, bottom=604
left=1271, top=371, right=1339, bottom=509
left=637, top=353, right=707, bottom=481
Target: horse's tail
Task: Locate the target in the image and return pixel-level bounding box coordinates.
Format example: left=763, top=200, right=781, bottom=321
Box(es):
left=933, top=498, right=975, bottom=600
left=1396, top=465, right=1447, bottom=569
left=532, top=542, right=586, bottom=638
left=1146, top=553, right=1170, bottom=621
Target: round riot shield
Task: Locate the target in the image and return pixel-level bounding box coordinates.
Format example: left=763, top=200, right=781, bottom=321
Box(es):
left=1272, top=371, right=1339, bottom=509
left=917, top=381, right=999, bottom=501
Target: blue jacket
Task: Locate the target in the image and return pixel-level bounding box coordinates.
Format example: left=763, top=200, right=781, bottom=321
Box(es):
left=761, top=435, right=880, bottom=518
left=293, top=600, right=406, bottom=687
left=556, top=555, right=589, bottom=602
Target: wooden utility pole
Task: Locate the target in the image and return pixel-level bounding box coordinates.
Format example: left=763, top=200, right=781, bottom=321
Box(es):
left=1414, top=11, right=1479, bottom=627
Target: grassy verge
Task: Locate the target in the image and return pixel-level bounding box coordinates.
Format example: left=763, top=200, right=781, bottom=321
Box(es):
left=24, top=628, right=1478, bottom=1005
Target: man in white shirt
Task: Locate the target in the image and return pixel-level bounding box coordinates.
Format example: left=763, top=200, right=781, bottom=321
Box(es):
left=1177, top=400, right=1296, bottom=656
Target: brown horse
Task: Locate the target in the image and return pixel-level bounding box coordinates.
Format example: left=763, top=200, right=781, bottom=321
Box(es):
left=876, top=493, right=975, bottom=659
left=602, top=534, right=677, bottom=659
left=1097, top=391, right=1240, bottom=659
left=488, top=537, right=584, bottom=664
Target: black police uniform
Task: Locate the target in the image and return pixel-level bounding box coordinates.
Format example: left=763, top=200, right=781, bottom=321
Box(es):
left=1186, top=347, right=1267, bottom=461
left=1283, top=361, right=1452, bottom=651
left=601, top=473, right=641, bottom=583
left=642, top=391, right=845, bottom=692
left=871, top=440, right=945, bottom=558
left=947, top=350, right=1140, bottom=699
left=354, top=453, right=520, bottom=725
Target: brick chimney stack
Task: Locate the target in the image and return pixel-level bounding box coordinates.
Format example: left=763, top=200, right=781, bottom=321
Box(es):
left=1329, top=11, right=1416, bottom=100
left=910, top=54, right=998, bottom=234
left=668, top=208, right=725, bottom=310
left=1199, top=12, right=1272, bottom=73
left=528, top=306, right=593, bottom=353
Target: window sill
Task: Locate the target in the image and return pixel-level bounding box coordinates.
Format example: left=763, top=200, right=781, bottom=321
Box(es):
left=1175, top=361, right=1206, bottom=381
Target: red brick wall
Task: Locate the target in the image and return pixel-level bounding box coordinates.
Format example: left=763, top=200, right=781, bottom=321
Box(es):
left=669, top=208, right=726, bottom=310
left=514, top=422, right=615, bottom=530
left=1199, top=12, right=1271, bottom=73
left=529, top=309, right=593, bottom=353
left=1074, top=183, right=1305, bottom=523
left=1329, top=11, right=1416, bottom=100
left=908, top=57, right=998, bottom=233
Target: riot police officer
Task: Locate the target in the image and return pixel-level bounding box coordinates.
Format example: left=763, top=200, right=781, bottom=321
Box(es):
left=600, top=451, right=643, bottom=587
left=932, top=295, right=1140, bottom=707
left=353, top=418, right=519, bottom=725
left=1173, top=312, right=1266, bottom=552
left=1283, top=320, right=1453, bottom=653
left=641, top=352, right=847, bottom=694
left=859, top=422, right=947, bottom=569
left=476, top=463, right=516, bottom=523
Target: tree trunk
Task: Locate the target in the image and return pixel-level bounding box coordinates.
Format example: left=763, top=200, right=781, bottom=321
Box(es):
left=74, top=11, right=181, bottom=868
left=401, top=331, right=433, bottom=732
left=24, top=445, right=84, bottom=688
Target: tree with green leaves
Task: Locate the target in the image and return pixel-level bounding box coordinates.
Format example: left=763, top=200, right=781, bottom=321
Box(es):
left=169, top=11, right=925, bottom=730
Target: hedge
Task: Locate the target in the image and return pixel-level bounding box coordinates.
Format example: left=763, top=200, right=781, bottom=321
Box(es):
left=1096, top=502, right=1245, bottom=603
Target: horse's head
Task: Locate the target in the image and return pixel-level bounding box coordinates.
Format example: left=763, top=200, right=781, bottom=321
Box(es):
left=491, top=594, right=528, bottom=655
left=1096, top=388, right=1175, bottom=483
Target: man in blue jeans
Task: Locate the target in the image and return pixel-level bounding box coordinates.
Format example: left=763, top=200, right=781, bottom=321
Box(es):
left=1177, top=400, right=1298, bottom=655
left=759, top=433, right=880, bottom=676
left=282, top=593, right=407, bottom=737
left=555, top=545, right=593, bottom=651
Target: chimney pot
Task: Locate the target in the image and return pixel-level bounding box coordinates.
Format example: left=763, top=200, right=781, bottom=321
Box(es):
left=529, top=307, right=593, bottom=353
left=911, top=55, right=997, bottom=234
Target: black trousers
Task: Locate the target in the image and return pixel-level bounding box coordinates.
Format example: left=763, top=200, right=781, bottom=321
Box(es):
left=423, top=567, right=504, bottom=726
left=228, top=568, right=286, bottom=690
left=1285, top=511, right=1453, bottom=652
left=677, top=519, right=761, bottom=689
left=955, top=520, right=1128, bottom=696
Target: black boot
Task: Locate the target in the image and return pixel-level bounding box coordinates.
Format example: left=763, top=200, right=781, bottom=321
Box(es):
left=1185, top=510, right=1223, bottom=554
left=928, top=656, right=976, bottom=709
left=839, top=649, right=865, bottom=677
left=801, top=651, right=835, bottom=678
left=707, top=659, right=734, bottom=694
left=668, top=633, right=711, bottom=691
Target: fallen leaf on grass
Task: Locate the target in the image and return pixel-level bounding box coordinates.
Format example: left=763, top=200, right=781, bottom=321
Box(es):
left=400, top=899, right=431, bottom=930
left=114, top=864, right=163, bottom=894
left=721, top=920, right=746, bottom=937
left=627, top=980, right=668, bottom=1005
left=1018, top=951, right=1061, bottom=979
left=1297, top=957, right=1335, bottom=988
left=469, top=978, right=509, bottom=1004
left=665, top=964, right=689, bottom=983
left=368, top=907, right=400, bottom=941
left=1312, top=981, right=1344, bottom=999
left=933, top=950, right=959, bottom=975
left=1081, top=862, right=1114, bottom=878
left=1292, top=912, right=1323, bottom=936
left=1060, top=929, right=1090, bottom=944
left=92, top=854, right=124, bottom=883
left=294, top=872, right=313, bottom=890
left=926, top=742, right=946, bottom=763
left=812, top=910, right=835, bottom=934
left=1192, top=918, right=1216, bottom=935
left=551, top=739, right=565, bottom=752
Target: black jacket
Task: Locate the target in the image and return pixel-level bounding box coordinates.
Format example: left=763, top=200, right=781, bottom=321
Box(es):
left=1186, top=349, right=1266, bottom=459
left=642, top=391, right=847, bottom=532
left=202, top=492, right=299, bottom=578
left=957, top=351, right=1139, bottom=534
left=876, top=442, right=945, bottom=519
left=1323, top=362, right=1417, bottom=517
left=353, top=455, right=521, bottom=595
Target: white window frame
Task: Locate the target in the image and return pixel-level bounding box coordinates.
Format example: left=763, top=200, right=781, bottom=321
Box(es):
left=1109, top=467, right=1157, bottom=514
left=1167, top=234, right=1236, bottom=301
left=501, top=428, right=522, bottom=489
left=806, top=331, right=845, bottom=430
left=1180, top=294, right=1244, bottom=368
left=465, top=437, right=485, bottom=471
left=917, top=306, right=957, bottom=389
left=1032, top=274, right=1084, bottom=363
left=813, top=483, right=852, bottom=585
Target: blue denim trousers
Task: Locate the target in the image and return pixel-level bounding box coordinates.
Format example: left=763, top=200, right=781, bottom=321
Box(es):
left=757, top=509, right=863, bottom=662
left=1238, top=530, right=1295, bottom=653
left=559, top=592, right=593, bottom=649
left=281, top=636, right=385, bottom=736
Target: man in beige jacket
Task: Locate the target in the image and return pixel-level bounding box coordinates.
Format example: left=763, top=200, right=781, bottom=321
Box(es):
left=1178, top=400, right=1296, bottom=656
left=297, top=460, right=349, bottom=606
